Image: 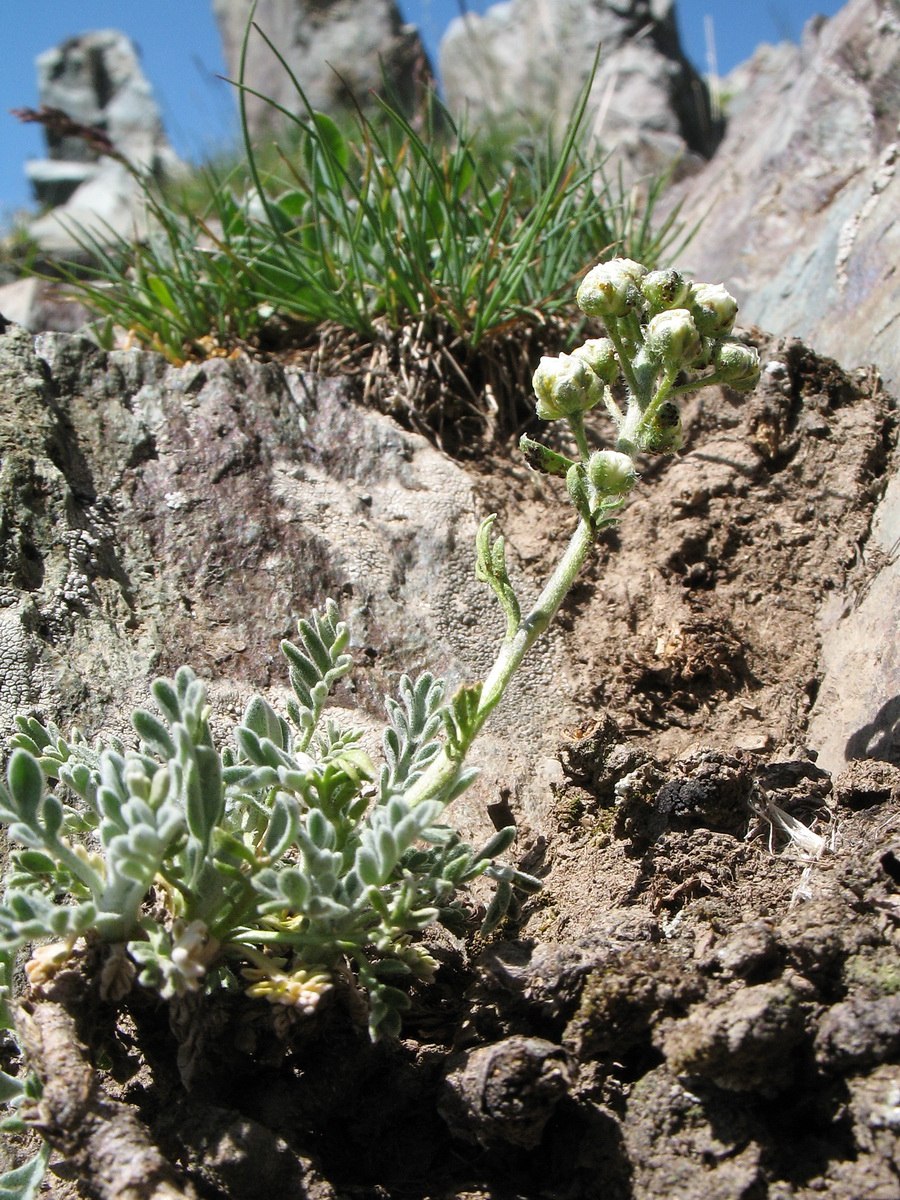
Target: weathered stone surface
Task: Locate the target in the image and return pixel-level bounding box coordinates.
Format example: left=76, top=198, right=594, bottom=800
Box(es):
left=671, top=0, right=900, bottom=394
left=439, top=0, right=720, bottom=182
left=0, top=324, right=571, bottom=846
left=212, top=0, right=434, bottom=135
left=25, top=30, right=182, bottom=252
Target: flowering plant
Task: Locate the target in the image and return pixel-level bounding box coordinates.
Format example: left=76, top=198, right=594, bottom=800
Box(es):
left=0, top=258, right=757, bottom=1051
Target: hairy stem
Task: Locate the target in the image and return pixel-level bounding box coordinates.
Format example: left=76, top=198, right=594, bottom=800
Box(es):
left=405, top=515, right=596, bottom=807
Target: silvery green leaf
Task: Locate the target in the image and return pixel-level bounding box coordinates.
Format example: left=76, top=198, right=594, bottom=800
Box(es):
left=40, top=794, right=64, bottom=840
left=99, top=753, right=129, bottom=805
left=242, top=696, right=289, bottom=748
left=380, top=674, right=445, bottom=802
left=355, top=847, right=382, bottom=887
left=12, top=850, right=56, bottom=876
left=480, top=878, right=513, bottom=936
left=440, top=766, right=480, bottom=804
left=0, top=890, right=97, bottom=947
left=97, top=787, right=127, bottom=831
left=370, top=958, right=411, bottom=977
left=477, top=826, right=517, bottom=860
left=58, top=762, right=98, bottom=806
left=5, top=824, right=43, bottom=851
left=441, top=684, right=483, bottom=761
left=151, top=677, right=181, bottom=725
left=377, top=828, right=398, bottom=871
left=174, top=665, right=197, bottom=702
left=6, top=752, right=44, bottom=826
left=281, top=601, right=354, bottom=748
left=305, top=894, right=348, bottom=919
left=185, top=745, right=223, bottom=845
left=306, top=809, right=333, bottom=849
left=0, top=1068, right=24, bottom=1104
left=13, top=715, right=55, bottom=751
left=131, top=709, right=176, bottom=760
left=263, top=793, right=300, bottom=859
left=437, top=905, right=468, bottom=937
left=418, top=824, right=456, bottom=846
left=275, top=866, right=310, bottom=909
left=236, top=726, right=265, bottom=766
left=222, top=764, right=278, bottom=790
left=487, top=862, right=542, bottom=894
left=276, top=767, right=313, bottom=794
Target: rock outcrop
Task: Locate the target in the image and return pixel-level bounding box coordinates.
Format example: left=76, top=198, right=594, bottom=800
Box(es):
left=3, top=320, right=900, bottom=1199
left=671, top=0, right=900, bottom=394
left=439, top=0, right=721, bottom=182
left=657, top=0, right=900, bottom=779
left=212, top=0, right=434, bottom=136
left=0, top=318, right=892, bottom=820
left=25, top=30, right=182, bottom=253
left=0, top=322, right=574, bottom=848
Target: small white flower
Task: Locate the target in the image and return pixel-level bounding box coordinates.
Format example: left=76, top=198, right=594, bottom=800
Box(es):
left=243, top=965, right=333, bottom=1016
left=570, top=338, right=619, bottom=385
left=640, top=268, right=692, bottom=314
left=532, top=353, right=602, bottom=421
left=645, top=308, right=702, bottom=367
left=25, top=939, right=76, bottom=987
left=587, top=450, right=638, bottom=496
left=169, top=918, right=211, bottom=992
left=576, top=258, right=647, bottom=318
left=713, top=339, right=761, bottom=390
left=691, top=283, right=739, bottom=336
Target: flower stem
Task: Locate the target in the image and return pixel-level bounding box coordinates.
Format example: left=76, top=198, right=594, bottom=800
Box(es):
left=567, top=412, right=591, bottom=462
left=405, top=515, right=596, bottom=807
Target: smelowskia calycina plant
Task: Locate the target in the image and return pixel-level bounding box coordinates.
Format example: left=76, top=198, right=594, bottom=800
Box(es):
left=0, top=258, right=759, bottom=1049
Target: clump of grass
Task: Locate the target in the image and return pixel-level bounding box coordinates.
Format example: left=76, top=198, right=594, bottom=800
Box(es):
left=38, top=28, right=688, bottom=365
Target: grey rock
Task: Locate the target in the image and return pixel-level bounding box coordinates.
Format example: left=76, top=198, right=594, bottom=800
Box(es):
left=671, top=0, right=900, bottom=394
left=622, top=1065, right=765, bottom=1200
left=807, top=411, right=900, bottom=777
left=815, top=995, right=900, bottom=1072
left=25, top=30, right=182, bottom=252
left=0, top=324, right=568, bottom=846
left=212, top=0, right=434, bottom=136
left=439, top=0, right=720, bottom=183
left=808, top=423, right=900, bottom=785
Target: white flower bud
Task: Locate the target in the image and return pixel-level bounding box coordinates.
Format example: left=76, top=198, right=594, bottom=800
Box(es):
left=691, top=283, right=739, bottom=336
left=645, top=308, right=702, bottom=367
left=640, top=269, right=691, bottom=314
left=570, top=337, right=619, bottom=385
left=713, top=339, right=761, bottom=390
left=576, top=258, right=647, bottom=318
left=532, top=353, right=602, bottom=421
left=587, top=449, right=637, bottom=496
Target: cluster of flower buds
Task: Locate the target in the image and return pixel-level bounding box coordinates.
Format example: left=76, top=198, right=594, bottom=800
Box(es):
left=525, top=257, right=760, bottom=526
left=530, top=256, right=759, bottom=454
left=575, top=258, right=761, bottom=395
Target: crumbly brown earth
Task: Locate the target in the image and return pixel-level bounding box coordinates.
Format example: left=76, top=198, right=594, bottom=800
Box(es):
left=4, top=329, right=900, bottom=1199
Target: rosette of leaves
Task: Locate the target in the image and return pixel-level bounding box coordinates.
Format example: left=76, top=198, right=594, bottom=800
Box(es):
left=0, top=601, right=538, bottom=1039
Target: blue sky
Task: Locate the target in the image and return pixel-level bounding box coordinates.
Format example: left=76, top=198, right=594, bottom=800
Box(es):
left=1, top=1, right=847, bottom=223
